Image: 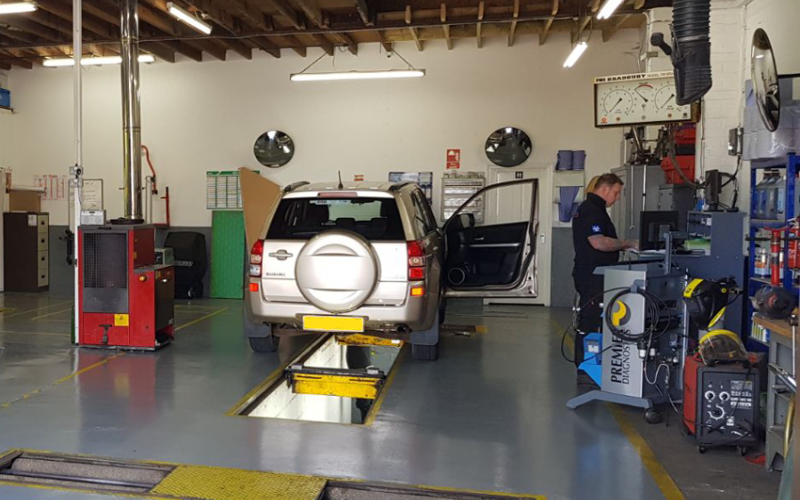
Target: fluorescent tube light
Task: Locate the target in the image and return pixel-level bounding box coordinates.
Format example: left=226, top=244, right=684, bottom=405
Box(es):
left=43, top=54, right=156, bottom=67
left=597, top=0, right=625, bottom=20
left=167, top=2, right=212, bottom=35
left=563, top=42, right=588, bottom=68
left=290, top=69, right=425, bottom=82
left=0, top=2, right=37, bottom=14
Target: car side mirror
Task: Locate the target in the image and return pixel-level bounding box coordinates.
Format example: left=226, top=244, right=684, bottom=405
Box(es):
left=461, top=213, right=476, bottom=228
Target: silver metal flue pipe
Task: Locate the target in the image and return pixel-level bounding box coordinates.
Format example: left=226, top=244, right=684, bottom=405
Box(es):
left=120, top=0, right=143, bottom=222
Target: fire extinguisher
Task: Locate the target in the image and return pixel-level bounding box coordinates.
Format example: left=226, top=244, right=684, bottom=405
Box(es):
left=768, top=228, right=785, bottom=286
left=788, top=220, right=800, bottom=270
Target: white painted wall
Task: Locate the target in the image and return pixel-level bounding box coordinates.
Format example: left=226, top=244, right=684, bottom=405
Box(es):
left=4, top=31, right=642, bottom=227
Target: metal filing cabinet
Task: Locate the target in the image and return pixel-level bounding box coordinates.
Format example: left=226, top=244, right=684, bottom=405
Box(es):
left=609, top=164, right=665, bottom=242
left=3, top=212, right=49, bottom=292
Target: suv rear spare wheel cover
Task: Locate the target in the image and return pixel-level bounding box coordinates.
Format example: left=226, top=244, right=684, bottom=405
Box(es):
left=295, top=230, right=379, bottom=313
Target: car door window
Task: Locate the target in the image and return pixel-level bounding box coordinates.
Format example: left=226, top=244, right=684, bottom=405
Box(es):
left=413, top=190, right=438, bottom=234
left=411, top=191, right=436, bottom=236
left=443, top=180, right=538, bottom=289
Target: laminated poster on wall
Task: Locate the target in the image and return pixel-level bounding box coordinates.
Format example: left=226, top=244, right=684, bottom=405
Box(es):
left=207, top=170, right=259, bottom=210
left=34, top=174, right=67, bottom=201
left=388, top=171, right=433, bottom=203
left=68, top=179, right=103, bottom=211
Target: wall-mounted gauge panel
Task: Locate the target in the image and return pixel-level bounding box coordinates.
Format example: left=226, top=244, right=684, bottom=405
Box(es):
left=594, top=71, right=697, bottom=128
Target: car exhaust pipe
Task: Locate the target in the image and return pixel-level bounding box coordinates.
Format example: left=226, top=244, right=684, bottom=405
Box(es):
left=651, top=0, right=712, bottom=105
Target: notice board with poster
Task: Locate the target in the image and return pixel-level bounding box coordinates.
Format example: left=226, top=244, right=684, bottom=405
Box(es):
left=388, top=172, right=433, bottom=203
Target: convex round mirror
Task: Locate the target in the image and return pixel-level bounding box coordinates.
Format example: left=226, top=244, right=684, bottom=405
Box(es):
left=485, top=127, right=532, bottom=167
left=752, top=28, right=780, bottom=132
left=254, top=130, right=294, bottom=168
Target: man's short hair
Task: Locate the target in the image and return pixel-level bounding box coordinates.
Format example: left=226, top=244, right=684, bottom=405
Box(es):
left=595, top=173, right=624, bottom=189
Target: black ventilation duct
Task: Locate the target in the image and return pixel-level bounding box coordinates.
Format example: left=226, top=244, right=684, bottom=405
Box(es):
left=651, top=0, right=712, bottom=105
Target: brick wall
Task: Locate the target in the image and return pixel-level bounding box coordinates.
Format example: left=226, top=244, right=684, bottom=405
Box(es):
left=698, top=2, right=746, bottom=208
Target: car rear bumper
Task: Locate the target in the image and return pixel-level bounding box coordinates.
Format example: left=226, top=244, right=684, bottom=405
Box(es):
left=246, top=287, right=435, bottom=333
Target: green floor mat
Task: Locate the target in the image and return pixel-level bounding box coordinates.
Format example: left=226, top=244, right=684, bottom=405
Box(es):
left=210, top=210, right=245, bottom=299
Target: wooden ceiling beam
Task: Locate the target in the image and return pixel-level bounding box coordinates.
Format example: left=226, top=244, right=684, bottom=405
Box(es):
left=602, top=14, right=632, bottom=42
left=185, top=38, right=226, bottom=60
left=574, top=0, right=602, bottom=44
left=82, top=3, right=119, bottom=25
left=222, top=37, right=253, bottom=59
left=289, top=0, right=325, bottom=28
left=309, top=33, right=333, bottom=55
left=145, top=0, right=239, bottom=35
left=0, top=26, right=38, bottom=44
left=0, top=58, right=10, bottom=70
left=268, top=0, right=303, bottom=30
left=405, top=5, right=422, bottom=51
left=0, top=16, right=63, bottom=42
left=28, top=10, right=75, bottom=37
left=634, top=0, right=646, bottom=9
left=508, top=0, right=519, bottom=46
left=250, top=36, right=281, bottom=58
left=0, top=50, right=33, bottom=69
left=139, top=41, right=177, bottom=62
left=329, top=32, right=357, bottom=55
left=539, top=0, right=558, bottom=45
left=476, top=0, right=484, bottom=48
left=160, top=39, right=203, bottom=61
left=35, top=0, right=113, bottom=38
left=440, top=3, right=451, bottom=50
left=355, top=0, right=373, bottom=26
left=218, top=0, right=273, bottom=32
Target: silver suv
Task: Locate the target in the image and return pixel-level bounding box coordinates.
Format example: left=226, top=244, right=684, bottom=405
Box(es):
left=244, top=179, right=539, bottom=361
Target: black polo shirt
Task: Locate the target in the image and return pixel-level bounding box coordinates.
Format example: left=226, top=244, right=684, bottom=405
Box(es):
left=572, top=192, right=620, bottom=275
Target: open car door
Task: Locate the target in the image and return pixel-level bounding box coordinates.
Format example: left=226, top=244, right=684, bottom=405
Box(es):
left=442, top=178, right=538, bottom=298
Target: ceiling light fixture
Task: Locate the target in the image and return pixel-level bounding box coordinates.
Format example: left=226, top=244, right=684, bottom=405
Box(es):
left=291, top=69, right=425, bottom=82
left=563, top=41, right=588, bottom=68
left=43, top=54, right=156, bottom=67
left=166, top=2, right=212, bottom=35
left=0, top=1, right=38, bottom=14
left=597, top=0, right=625, bottom=20
left=290, top=50, right=425, bottom=83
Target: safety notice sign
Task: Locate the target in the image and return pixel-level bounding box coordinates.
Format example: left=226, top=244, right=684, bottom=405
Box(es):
left=446, top=149, right=461, bottom=169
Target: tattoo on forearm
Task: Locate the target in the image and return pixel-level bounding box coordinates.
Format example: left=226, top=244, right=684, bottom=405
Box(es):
left=588, top=235, right=625, bottom=252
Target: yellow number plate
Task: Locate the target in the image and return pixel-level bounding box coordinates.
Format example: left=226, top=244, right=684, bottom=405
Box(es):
left=303, top=316, right=364, bottom=333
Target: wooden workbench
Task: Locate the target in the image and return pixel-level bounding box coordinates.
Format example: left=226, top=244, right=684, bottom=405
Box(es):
left=752, top=314, right=796, bottom=472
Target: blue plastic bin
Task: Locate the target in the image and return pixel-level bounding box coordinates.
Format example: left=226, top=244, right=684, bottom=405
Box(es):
left=0, top=88, right=9, bottom=108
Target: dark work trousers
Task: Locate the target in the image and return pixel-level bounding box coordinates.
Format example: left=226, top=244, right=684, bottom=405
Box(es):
left=572, top=271, right=604, bottom=370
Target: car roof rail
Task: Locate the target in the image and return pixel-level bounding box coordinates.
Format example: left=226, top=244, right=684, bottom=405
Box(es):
left=283, top=181, right=310, bottom=193
left=389, top=181, right=415, bottom=192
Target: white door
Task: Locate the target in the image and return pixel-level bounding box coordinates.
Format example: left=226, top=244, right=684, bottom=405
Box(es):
left=487, top=165, right=553, bottom=306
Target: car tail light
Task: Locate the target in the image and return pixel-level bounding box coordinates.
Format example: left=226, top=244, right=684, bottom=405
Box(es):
left=249, top=282, right=259, bottom=292
left=249, top=240, right=264, bottom=277
left=407, top=241, right=426, bottom=295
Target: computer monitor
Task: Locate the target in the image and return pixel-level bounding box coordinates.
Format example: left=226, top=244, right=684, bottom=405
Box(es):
left=640, top=211, right=680, bottom=251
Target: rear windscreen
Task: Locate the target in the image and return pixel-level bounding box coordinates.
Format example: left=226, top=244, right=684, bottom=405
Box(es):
left=267, top=198, right=405, bottom=241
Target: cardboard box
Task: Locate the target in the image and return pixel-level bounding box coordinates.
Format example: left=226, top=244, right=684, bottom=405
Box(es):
left=9, top=190, right=41, bottom=212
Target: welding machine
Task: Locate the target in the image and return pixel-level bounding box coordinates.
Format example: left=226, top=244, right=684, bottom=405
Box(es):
left=78, top=225, right=174, bottom=350
left=683, top=351, right=760, bottom=455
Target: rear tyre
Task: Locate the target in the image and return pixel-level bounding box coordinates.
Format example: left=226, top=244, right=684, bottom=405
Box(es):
left=412, top=343, right=439, bottom=361
left=249, top=335, right=280, bottom=353
left=438, top=297, right=448, bottom=325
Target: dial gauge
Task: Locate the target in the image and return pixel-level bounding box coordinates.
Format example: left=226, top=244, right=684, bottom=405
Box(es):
left=594, top=71, right=695, bottom=127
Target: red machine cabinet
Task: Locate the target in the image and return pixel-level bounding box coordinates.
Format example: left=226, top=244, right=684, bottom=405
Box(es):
left=78, top=225, right=174, bottom=350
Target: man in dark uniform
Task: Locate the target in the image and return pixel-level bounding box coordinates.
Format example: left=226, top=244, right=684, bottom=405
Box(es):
left=572, top=173, right=636, bottom=383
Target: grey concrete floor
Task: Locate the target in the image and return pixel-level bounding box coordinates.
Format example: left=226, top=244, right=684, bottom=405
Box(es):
left=0, top=293, right=782, bottom=500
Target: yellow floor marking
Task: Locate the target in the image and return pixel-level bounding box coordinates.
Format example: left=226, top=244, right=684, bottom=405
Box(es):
left=608, top=405, right=686, bottom=500
left=227, top=358, right=294, bottom=417
left=153, top=465, right=327, bottom=500
left=553, top=318, right=685, bottom=499
left=31, top=307, right=73, bottom=321
left=0, top=330, right=68, bottom=337
left=0, top=300, right=73, bottom=320
left=0, top=354, right=124, bottom=410
left=362, top=347, right=407, bottom=427
left=175, top=307, right=227, bottom=332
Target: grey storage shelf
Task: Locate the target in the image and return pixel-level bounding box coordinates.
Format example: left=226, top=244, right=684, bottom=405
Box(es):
left=441, top=172, right=485, bottom=223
